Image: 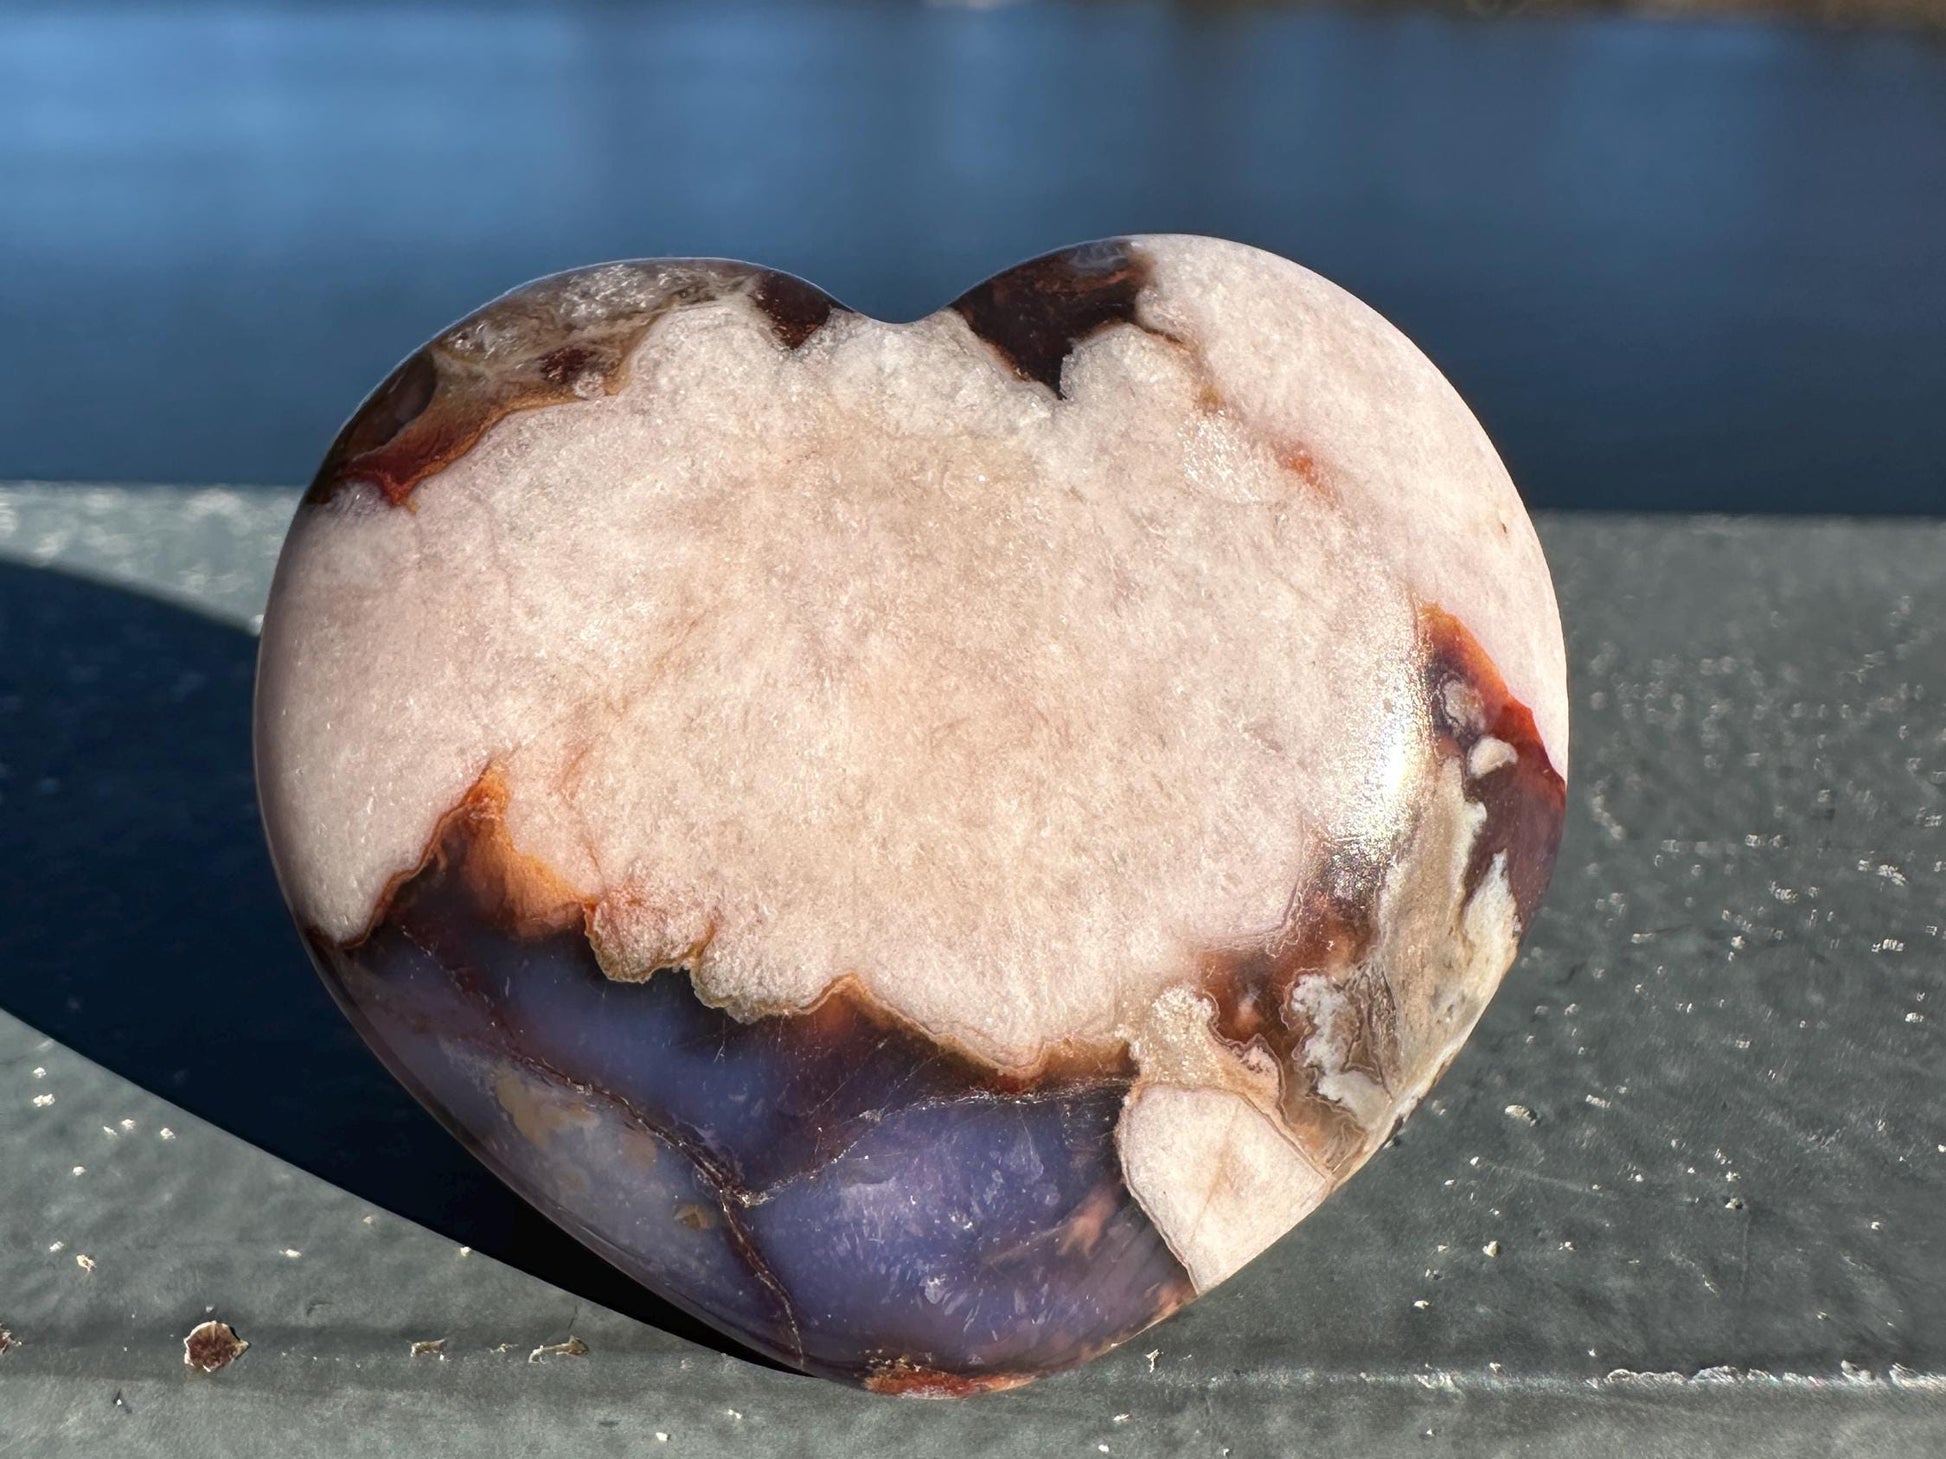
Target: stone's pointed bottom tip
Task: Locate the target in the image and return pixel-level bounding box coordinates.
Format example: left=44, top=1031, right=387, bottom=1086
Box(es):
left=864, top=1363, right=1039, bottom=1399
left=262, top=234, right=1569, bottom=1393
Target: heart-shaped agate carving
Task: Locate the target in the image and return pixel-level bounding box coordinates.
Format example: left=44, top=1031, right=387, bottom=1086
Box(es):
left=255, top=236, right=1567, bottom=1395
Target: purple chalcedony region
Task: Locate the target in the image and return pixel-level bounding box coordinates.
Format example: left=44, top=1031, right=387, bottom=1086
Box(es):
left=315, top=835, right=1190, bottom=1390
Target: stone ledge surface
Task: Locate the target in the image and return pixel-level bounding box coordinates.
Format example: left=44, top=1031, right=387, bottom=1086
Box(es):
left=1, top=484, right=1941, bottom=1455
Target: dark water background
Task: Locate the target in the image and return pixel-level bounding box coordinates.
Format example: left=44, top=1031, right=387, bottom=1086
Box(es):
left=3, top=0, right=1944, bottom=511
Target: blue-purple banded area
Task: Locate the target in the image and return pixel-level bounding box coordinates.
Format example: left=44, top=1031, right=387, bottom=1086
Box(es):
left=307, top=838, right=1192, bottom=1393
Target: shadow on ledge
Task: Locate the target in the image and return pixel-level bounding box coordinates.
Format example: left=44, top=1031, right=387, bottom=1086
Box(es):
left=0, top=561, right=787, bottom=1375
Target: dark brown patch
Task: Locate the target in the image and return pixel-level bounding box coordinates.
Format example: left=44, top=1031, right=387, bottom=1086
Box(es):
left=305, top=262, right=844, bottom=511
left=535, top=344, right=600, bottom=386
left=183, top=1320, right=247, bottom=1374
left=751, top=270, right=839, bottom=350
left=951, top=239, right=1156, bottom=395
left=317, top=350, right=439, bottom=478
left=0, top=1326, right=13, bottom=1356
left=1421, top=605, right=1567, bottom=927
left=421, top=766, right=590, bottom=940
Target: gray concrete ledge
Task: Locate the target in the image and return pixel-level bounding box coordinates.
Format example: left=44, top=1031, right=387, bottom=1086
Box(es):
left=2, top=485, right=1942, bottom=1455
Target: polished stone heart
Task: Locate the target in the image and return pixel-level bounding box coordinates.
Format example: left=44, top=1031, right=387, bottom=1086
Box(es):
left=255, top=235, right=1567, bottom=1394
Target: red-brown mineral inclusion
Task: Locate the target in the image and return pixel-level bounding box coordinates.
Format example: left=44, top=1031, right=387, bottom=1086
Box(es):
left=256, top=236, right=1568, bottom=1393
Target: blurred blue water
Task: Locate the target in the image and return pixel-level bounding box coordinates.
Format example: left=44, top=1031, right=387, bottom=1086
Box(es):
left=2, top=0, right=1943, bottom=510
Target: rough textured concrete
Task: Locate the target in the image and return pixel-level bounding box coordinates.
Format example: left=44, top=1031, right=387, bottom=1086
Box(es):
left=1, top=484, right=1942, bottom=1454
